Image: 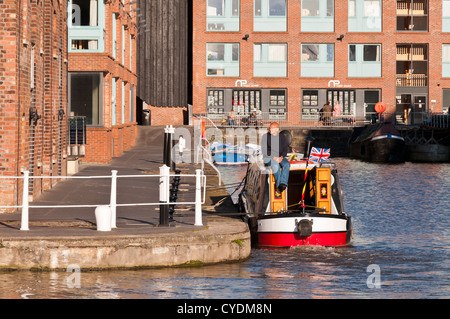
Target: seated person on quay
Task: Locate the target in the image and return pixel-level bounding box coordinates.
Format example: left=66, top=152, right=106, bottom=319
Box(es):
left=261, top=122, right=290, bottom=195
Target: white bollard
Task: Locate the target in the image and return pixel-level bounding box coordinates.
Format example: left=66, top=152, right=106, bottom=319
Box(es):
left=194, top=169, right=203, bottom=226
left=110, top=170, right=118, bottom=228
left=95, top=205, right=112, bottom=231
left=20, top=171, right=30, bottom=231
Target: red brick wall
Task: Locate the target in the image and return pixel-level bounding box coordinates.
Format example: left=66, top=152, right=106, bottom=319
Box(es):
left=193, top=0, right=450, bottom=116
left=0, top=0, right=68, bottom=209
left=147, top=106, right=187, bottom=126
left=68, top=0, right=138, bottom=164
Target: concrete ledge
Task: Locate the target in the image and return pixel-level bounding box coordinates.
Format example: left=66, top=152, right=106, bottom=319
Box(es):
left=0, top=216, right=251, bottom=271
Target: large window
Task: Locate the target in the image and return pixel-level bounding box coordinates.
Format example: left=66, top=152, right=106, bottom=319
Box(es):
left=254, top=0, right=287, bottom=32
left=207, top=43, right=240, bottom=76
left=254, top=43, right=287, bottom=77
left=444, top=1, right=450, bottom=32
left=207, top=0, right=240, bottom=31
left=69, top=73, right=102, bottom=126
left=69, top=0, right=105, bottom=52
left=442, top=45, right=450, bottom=77
left=301, top=0, right=334, bottom=32
left=301, top=44, right=334, bottom=77
left=348, top=44, right=381, bottom=77
left=396, top=0, right=428, bottom=31
left=348, top=0, right=381, bottom=32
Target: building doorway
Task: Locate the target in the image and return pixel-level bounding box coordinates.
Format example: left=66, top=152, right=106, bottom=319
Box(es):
left=396, top=94, right=427, bottom=124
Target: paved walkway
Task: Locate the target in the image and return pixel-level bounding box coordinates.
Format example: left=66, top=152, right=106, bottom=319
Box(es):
left=0, top=126, right=250, bottom=270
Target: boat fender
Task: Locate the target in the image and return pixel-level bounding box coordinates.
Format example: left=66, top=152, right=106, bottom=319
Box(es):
left=296, top=219, right=313, bottom=237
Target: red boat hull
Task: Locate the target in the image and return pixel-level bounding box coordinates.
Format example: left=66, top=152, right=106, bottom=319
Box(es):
left=258, top=231, right=350, bottom=248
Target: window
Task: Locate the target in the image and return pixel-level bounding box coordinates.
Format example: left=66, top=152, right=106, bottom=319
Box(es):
left=442, top=45, right=450, bottom=77
left=444, top=1, right=450, bottom=32
left=301, top=44, right=334, bottom=77
left=327, top=89, right=356, bottom=115
left=396, top=0, right=428, bottom=31
left=269, top=0, right=286, bottom=16
left=348, top=0, right=381, bottom=32
left=233, top=89, right=262, bottom=113
left=207, top=0, right=240, bottom=31
left=69, top=73, right=102, bottom=126
left=121, top=82, right=125, bottom=124
left=69, top=0, right=105, bottom=52
left=301, top=0, right=334, bottom=32
left=348, top=44, right=381, bottom=77
left=207, top=89, right=225, bottom=119
left=112, top=77, right=116, bottom=126
left=270, top=90, right=286, bottom=106
left=302, top=90, right=319, bottom=120
left=207, top=43, right=240, bottom=76
left=364, top=45, right=380, bottom=61
left=254, top=0, right=287, bottom=32
left=268, top=44, right=286, bottom=62
left=254, top=43, right=287, bottom=77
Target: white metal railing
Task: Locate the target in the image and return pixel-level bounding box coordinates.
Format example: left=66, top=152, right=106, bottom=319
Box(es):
left=0, top=167, right=206, bottom=231
left=200, top=111, right=450, bottom=128
left=202, top=111, right=370, bottom=128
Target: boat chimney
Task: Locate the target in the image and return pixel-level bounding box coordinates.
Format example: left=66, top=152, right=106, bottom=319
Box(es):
left=303, top=136, right=315, bottom=160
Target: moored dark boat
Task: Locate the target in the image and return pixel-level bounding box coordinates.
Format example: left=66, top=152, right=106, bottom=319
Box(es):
left=349, top=122, right=405, bottom=163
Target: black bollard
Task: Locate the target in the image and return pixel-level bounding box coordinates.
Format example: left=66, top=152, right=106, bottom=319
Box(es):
left=163, top=128, right=169, bottom=166
left=159, top=202, right=169, bottom=226
left=163, top=126, right=175, bottom=170
left=168, top=170, right=181, bottom=221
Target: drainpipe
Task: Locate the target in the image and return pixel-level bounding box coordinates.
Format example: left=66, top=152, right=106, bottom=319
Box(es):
left=16, top=0, right=22, bottom=207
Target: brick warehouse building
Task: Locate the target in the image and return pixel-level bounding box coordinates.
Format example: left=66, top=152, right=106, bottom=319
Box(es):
left=193, top=0, right=450, bottom=125
left=0, top=0, right=68, bottom=210
left=68, top=0, right=138, bottom=163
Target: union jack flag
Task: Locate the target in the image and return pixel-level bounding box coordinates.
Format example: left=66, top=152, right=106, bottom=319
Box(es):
left=309, top=147, right=331, bottom=162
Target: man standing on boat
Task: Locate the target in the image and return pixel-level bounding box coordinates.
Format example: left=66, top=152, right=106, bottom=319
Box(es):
left=261, top=122, right=290, bottom=195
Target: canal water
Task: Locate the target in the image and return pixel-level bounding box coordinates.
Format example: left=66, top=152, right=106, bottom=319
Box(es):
left=0, top=159, right=448, bottom=299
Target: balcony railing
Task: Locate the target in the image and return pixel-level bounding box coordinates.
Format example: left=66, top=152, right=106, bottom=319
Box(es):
left=396, top=74, right=427, bottom=87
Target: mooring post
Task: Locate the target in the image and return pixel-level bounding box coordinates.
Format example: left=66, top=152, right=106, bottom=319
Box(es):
left=20, top=171, right=30, bottom=231
left=110, top=170, right=118, bottom=228
left=163, top=125, right=175, bottom=170
left=167, top=125, right=175, bottom=170
left=159, top=165, right=170, bottom=226
left=194, top=169, right=203, bottom=226
left=163, top=126, right=169, bottom=166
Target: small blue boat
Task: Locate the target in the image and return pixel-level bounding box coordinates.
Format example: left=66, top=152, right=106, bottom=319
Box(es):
left=210, top=143, right=260, bottom=165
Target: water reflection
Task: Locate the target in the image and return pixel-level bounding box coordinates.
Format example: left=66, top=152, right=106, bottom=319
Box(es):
left=0, top=159, right=449, bottom=299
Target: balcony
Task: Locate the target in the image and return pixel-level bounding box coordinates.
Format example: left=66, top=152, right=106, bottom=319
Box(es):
left=396, top=74, right=427, bottom=87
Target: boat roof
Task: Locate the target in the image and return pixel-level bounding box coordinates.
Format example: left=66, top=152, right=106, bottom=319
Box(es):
left=288, top=160, right=335, bottom=170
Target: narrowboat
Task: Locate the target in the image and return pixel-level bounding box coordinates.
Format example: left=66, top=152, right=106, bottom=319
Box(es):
left=238, top=153, right=353, bottom=248
left=349, top=122, right=405, bottom=163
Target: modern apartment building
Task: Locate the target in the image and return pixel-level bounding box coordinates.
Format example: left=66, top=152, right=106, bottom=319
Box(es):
left=68, top=0, right=138, bottom=163
left=0, top=0, right=68, bottom=209
left=193, top=0, right=450, bottom=124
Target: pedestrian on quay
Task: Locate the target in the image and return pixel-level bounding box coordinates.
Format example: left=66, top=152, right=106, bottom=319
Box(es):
left=322, top=101, right=332, bottom=126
